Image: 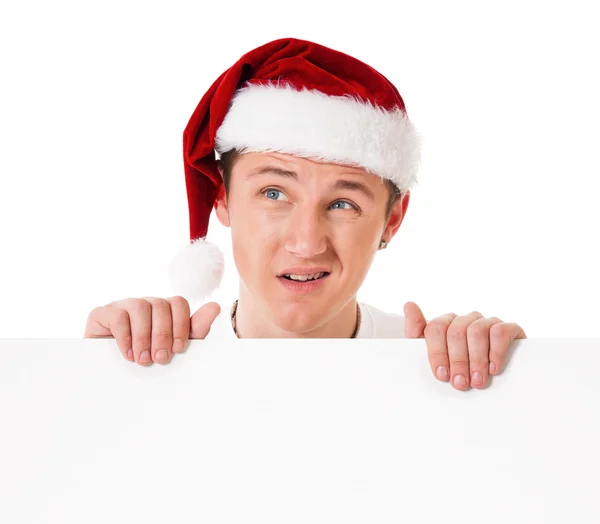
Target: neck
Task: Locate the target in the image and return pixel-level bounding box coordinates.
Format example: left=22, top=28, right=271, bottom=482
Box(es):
left=234, top=284, right=359, bottom=338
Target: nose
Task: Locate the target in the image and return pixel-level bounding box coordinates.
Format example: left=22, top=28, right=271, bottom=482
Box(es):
left=283, top=206, right=328, bottom=259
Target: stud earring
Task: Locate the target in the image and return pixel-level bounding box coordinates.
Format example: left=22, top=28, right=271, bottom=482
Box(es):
left=379, top=239, right=388, bottom=250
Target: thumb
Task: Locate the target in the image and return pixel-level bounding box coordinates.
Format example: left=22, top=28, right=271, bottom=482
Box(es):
left=403, top=301, right=427, bottom=338
left=190, top=302, right=221, bottom=339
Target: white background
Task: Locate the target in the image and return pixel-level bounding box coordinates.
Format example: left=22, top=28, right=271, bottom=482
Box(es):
left=1, top=338, right=599, bottom=523
left=0, top=0, right=598, bottom=337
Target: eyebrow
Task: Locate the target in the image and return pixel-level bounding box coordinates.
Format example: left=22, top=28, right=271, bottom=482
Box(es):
left=246, top=166, right=298, bottom=179
left=332, top=179, right=375, bottom=202
left=246, top=166, right=376, bottom=202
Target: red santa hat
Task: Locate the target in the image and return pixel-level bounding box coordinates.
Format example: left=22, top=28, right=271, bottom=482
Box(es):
left=168, top=37, right=421, bottom=303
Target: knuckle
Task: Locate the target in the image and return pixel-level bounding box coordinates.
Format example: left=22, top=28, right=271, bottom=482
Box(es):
left=111, top=310, right=132, bottom=337
left=144, top=297, right=168, bottom=309
left=120, top=333, right=133, bottom=348
left=447, top=328, right=465, bottom=344
left=154, top=297, right=169, bottom=308
left=150, top=298, right=172, bottom=318
left=133, top=333, right=152, bottom=351
left=428, top=351, right=448, bottom=362
left=468, top=357, right=488, bottom=367
left=490, top=323, right=509, bottom=342
left=424, top=320, right=449, bottom=337
left=129, top=299, right=152, bottom=315
left=113, top=308, right=129, bottom=324
left=86, top=307, right=103, bottom=324
left=169, top=295, right=189, bottom=307
left=449, top=359, right=469, bottom=369
left=170, top=297, right=189, bottom=317
left=152, top=330, right=172, bottom=349
left=467, top=321, right=488, bottom=338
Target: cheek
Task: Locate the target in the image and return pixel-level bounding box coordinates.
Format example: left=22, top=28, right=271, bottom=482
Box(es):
left=334, top=219, right=380, bottom=254
left=332, top=222, right=379, bottom=275
left=230, top=204, right=281, bottom=274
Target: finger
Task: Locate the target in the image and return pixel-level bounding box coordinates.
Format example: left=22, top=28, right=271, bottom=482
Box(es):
left=423, top=313, right=457, bottom=382
left=489, top=322, right=527, bottom=375
left=167, top=296, right=191, bottom=354
left=403, top=301, right=427, bottom=338
left=144, top=297, right=173, bottom=365
left=466, top=317, right=502, bottom=388
left=190, top=302, right=221, bottom=339
left=84, top=306, right=134, bottom=362
left=446, top=311, right=484, bottom=390
left=119, top=298, right=153, bottom=366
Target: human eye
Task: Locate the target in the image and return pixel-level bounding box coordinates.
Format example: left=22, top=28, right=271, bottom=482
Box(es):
left=329, top=200, right=356, bottom=211
left=261, top=188, right=288, bottom=201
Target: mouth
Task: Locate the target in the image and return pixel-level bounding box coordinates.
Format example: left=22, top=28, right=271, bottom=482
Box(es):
left=276, top=271, right=331, bottom=294
left=279, top=272, right=330, bottom=282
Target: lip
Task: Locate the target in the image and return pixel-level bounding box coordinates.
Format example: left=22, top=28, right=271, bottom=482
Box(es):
left=277, top=273, right=330, bottom=294
left=277, top=267, right=331, bottom=276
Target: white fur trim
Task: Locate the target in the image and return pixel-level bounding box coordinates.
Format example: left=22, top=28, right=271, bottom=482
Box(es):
left=215, top=82, right=421, bottom=190
left=168, top=238, right=224, bottom=303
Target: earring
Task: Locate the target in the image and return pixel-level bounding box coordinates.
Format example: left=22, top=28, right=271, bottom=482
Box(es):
left=379, top=239, right=388, bottom=250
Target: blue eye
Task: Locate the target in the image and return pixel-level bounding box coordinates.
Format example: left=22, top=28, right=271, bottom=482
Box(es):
left=330, top=201, right=354, bottom=210
left=264, top=189, right=285, bottom=200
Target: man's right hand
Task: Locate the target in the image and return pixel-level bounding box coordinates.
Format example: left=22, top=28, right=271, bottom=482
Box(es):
left=83, top=297, right=221, bottom=366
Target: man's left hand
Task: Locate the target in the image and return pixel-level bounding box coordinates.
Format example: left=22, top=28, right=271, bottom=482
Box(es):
left=403, top=301, right=527, bottom=390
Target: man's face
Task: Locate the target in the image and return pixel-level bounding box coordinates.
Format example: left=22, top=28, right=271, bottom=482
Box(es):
left=215, top=151, right=409, bottom=333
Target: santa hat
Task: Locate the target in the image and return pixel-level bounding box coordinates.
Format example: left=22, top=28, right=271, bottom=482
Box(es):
left=168, top=37, right=421, bottom=303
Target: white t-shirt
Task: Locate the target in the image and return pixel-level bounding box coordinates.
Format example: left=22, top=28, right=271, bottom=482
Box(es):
left=207, top=302, right=406, bottom=339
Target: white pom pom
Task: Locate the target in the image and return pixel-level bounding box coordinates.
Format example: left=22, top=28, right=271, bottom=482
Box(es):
left=168, top=238, right=224, bottom=303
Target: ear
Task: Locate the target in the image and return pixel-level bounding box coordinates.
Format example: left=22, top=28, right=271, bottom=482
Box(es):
left=214, top=181, right=230, bottom=227
left=383, top=190, right=410, bottom=242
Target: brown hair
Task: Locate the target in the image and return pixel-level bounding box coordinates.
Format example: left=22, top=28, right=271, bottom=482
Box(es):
left=217, top=149, right=402, bottom=219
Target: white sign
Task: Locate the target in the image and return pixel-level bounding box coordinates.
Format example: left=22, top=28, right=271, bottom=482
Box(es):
left=1, top=338, right=599, bottom=523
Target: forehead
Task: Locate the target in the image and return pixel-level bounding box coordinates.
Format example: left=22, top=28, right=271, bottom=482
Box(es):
left=234, top=151, right=377, bottom=178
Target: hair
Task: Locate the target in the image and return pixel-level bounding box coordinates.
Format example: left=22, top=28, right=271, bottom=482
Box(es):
left=217, top=149, right=402, bottom=219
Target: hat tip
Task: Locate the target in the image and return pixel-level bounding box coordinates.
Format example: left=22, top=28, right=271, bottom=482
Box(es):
left=168, top=238, right=224, bottom=303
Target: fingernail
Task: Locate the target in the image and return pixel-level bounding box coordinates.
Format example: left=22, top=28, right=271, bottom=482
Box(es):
left=140, top=350, right=151, bottom=363
left=172, top=338, right=184, bottom=353
left=436, top=366, right=448, bottom=381
left=453, top=374, right=467, bottom=388
left=471, top=371, right=483, bottom=386
left=127, top=349, right=133, bottom=361
left=155, top=350, right=168, bottom=363
left=489, top=361, right=496, bottom=374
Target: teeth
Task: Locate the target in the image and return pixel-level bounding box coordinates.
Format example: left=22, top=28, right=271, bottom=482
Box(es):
left=284, top=272, right=325, bottom=281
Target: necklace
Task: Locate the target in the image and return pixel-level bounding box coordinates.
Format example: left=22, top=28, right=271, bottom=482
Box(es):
left=230, top=300, right=361, bottom=338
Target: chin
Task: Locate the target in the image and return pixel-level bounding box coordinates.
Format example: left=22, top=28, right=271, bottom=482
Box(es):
left=274, top=300, right=340, bottom=334
left=265, top=300, right=318, bottom=332
left=275, top=316, right=321, bottom=335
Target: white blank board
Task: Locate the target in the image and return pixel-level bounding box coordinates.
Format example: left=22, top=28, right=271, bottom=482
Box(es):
left=1, top=338, right=599, bottom=523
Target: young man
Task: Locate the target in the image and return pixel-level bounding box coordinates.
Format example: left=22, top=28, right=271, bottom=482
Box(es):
left=84, top=38, right=526, bottom=390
